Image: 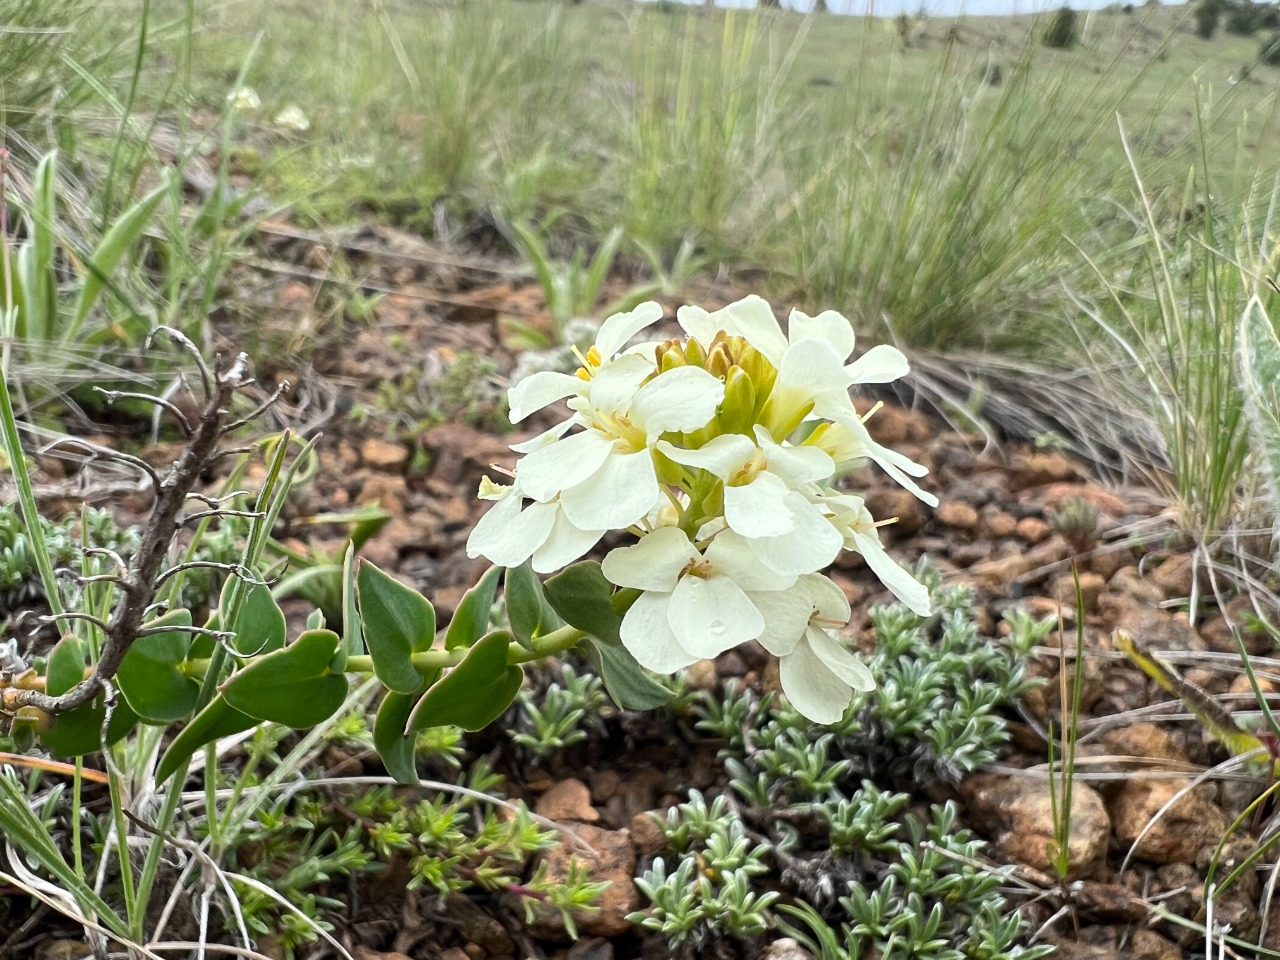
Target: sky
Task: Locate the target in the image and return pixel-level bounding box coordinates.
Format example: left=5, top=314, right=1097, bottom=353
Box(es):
left=661, top=0, right=1185, bottom=17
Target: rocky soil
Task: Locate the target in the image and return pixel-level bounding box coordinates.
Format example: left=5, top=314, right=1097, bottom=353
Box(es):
left=8, top=222, right=1280, bottom=960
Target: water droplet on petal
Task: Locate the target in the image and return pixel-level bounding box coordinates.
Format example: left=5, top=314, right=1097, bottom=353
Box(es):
left=709, top=619, right=726, bottom=636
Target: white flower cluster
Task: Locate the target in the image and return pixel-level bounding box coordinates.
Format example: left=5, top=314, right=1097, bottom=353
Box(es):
left=467, top=297, right=937, bottom=723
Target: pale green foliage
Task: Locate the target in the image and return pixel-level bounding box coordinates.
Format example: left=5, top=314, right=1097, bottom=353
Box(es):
left=630, top=572, right=1051, bottom=957
left=509, top=664, right=608, bottom=760
left=1239, top=296, right=1280, bottom=542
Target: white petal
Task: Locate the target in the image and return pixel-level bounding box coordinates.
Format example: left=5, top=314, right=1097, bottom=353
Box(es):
left=630, top=366, right=725, bottom=437
left=779, top=338, right=853, bottom=396
left=751, top=588, right=814, bottom=657
left=518, top=431, right=614, bottom=501
left=778, top=638, right=855, bottom=725
left=596, top=301, right=664, bottom=358
left=656, top=434, right=755, bottom=480
left=704, top=530, right=795, bottom=591
left=788, top=308, right=855, bottom=361
left=560, top=449, right=661, bottom=530
left=668, top=573, right=762, bottom=660
left=725, top=473, right=794, bottom=539
left=724, top=295, right=788, bottom=367
left=508, top=371, right=583, bottom=423
left=602, top=526, right=699, bottom=591
left=509, top=418, right=575, bottom=454
left=755, top=426, right=836, bottom=485
left=806, top=627, right=875, bottom=692
left=465, top=496, right=555, bottom=568
left=532, top=513, right=605, bottom=573
left=846, top=344, right=910, bottom=384
left=800, top=573, right=852, bottom=624
left=850, top=529, right=932, bottom=617
left=827, top=411, right=938, bottom=507
left=676, top=304, right=719, bottom=346
left=750, top=492, right=843, bottom=577
left=583, top=353, right=654, bottom=415
left=621, top=591, right=700, bottom=673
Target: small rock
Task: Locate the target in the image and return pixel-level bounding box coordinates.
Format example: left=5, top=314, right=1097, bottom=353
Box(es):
left=937, top=500, right=980, bottom=530
left=982, top=508, right=1018, bottom=539
left=356, top=473, right=408, bottom=517
left=970, top=536, right=1071, bottom=590
left=630, top=811, right=668, bottom=856
left=1109, top=779, right=1229, bottom=864
left=758, top=938, right=816, bottom=960
left=356, top=949, right=415, bottom=960
left=439, top=950, right=470, bottom=960
left=1012, top=451, right=1079, bottom=487
left=1106, top=566, right=1165, bottom=605
left=961, top=773, right=1110, bottom=879
left=684, top=659, right=718, bottom=692
left=527, top=824, right=639, bottom=939
left=34, top=944, right=94, bottom=960
left=361, top=437, right=409, bottom=472
left=442, top=893, right=515, bottom=956
left=1048, top=571, right=1106, bottom=613
left=537, top=779, right=599, bottom=822
left=567, top=938, right=615, bottom=960
left=1099, top=723, right=1189, bottom=764
left=1038, top=482, right=1129, bottom=517
left=1151, top=553, right=1195, bottom=597
left=1015, top=516, right=1052, bottom=544
left=948, top=541, right=992, bottom=567
left=1100, top=595, right=1204, bottom=652
left=863, top=486, right=926, bottom=537
left=591, top=769, right=621, bottom=803
left=1227, top=672, right=1278, bottom=710
left=276, top=279, right=313, bottom=312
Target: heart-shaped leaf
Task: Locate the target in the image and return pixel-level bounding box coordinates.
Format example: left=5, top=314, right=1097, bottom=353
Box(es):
left=408, top=630, right=522, bottom=732
left=156, top=696, right=256, bottom=783
left=545, top=561, right=622, bottom=644
left=118, top=610, right=199, bottom=723
left=334, top=542, right=362, bottom=672
left=505, top=561, right=562, bottom=649
left=356, top=560, right=436, bottom=694
left=373, top=684, right=435, bottom=785
left=222, top=629, right=349, bottom=728
left=445, top=566, right=502, bottom=650
left=586, top=638, right=672, bottom=710
left=231, top=582, right=287, bottom=656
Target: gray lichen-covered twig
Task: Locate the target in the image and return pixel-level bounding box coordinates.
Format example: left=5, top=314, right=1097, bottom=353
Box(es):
left=1, top=340, right=271, bottom=717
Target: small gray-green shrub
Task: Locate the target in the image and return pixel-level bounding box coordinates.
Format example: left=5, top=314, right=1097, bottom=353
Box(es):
left=631, top=567, right=1052, bottom=957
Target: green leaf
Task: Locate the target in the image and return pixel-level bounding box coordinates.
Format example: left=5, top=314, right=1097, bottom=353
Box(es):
left=408, top=630, right=522, bottom=732
left=231, top=581, right=287, bottom=656
left=156, top=696, right=257, bottom=783
left=64, top=176, right=169, bottom=345
left=544, top=561, right=622, bottom=644
left=445, top=566, right=503, bottom=650
left=117, top=610, right=200, bottom=723
left=374, top=685, right=435, bottom=785
left=222, top=629, right=349, bottom=728
left=334, top=541, right=362, bottom=672
left=505, top=561, right=562, bottom=649
left=356, top=559, right=436, bottom=694
left=586, top=638, right=672, bottom=710
left=46, top=633, right=87, bottom=697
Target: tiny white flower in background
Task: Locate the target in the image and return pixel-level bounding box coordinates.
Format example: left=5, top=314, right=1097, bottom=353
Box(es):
left=226, top=86, right=261, bottom=112
left=601, top=527, right=796, bottom=672
left=769, top=574, right=875, bottom=725
left=273, top=104, right=310, bottom=132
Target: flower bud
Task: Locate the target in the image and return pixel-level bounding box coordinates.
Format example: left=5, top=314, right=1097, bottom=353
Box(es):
left=655, top=338, right=688, bottom=372
left=682, top=336, right=707, bottom=368
left=706, top=342, right=733, bottom=380
left=717, top=367, right=757, bottom=436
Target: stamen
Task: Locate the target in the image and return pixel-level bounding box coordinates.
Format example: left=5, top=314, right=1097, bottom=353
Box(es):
left=860, top=400, right=884, bottom=423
